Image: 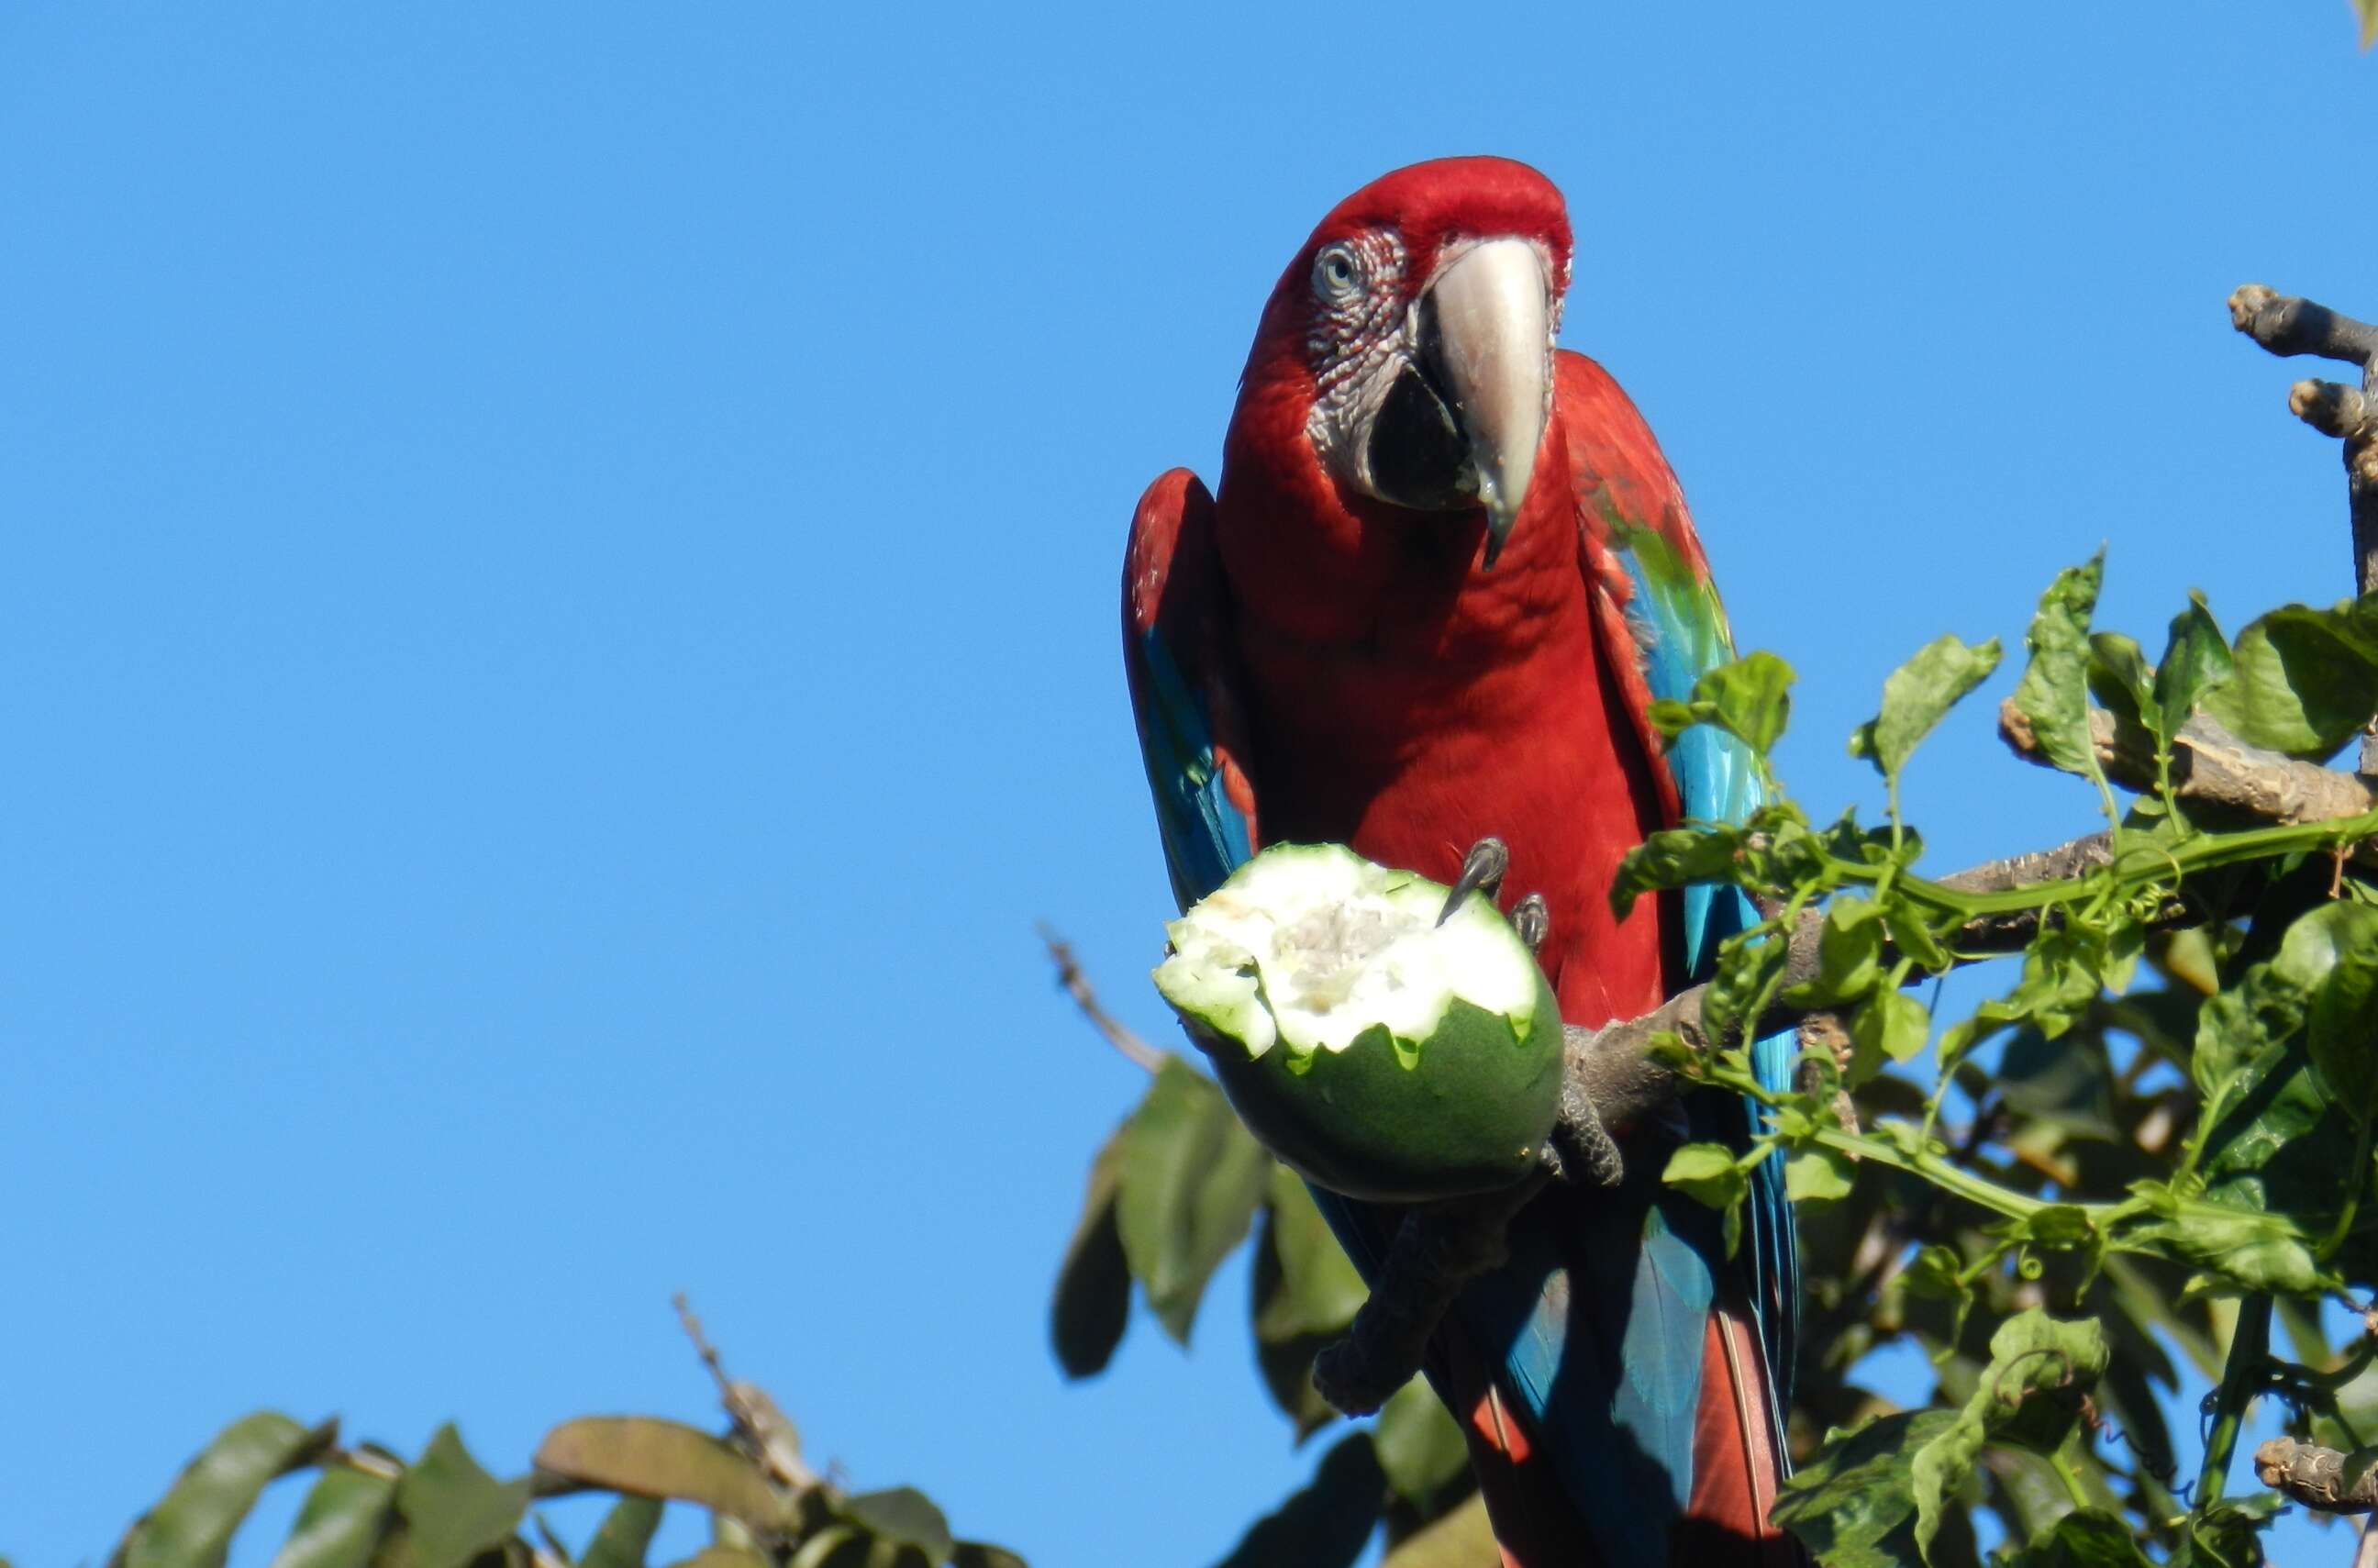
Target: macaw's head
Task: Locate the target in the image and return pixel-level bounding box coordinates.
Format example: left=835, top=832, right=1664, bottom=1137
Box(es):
left=1228, top=157, right=1572, bottom=571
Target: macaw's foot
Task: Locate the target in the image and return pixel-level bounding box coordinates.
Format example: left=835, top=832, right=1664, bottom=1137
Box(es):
left=1438, top=836, right=1510, bottom=925
left=1509, top=892, right=1550, bottom=956
left=1309, top=1173, right=1549, bottom=1417
left=1550, top=1069, right=1628, bottom=1188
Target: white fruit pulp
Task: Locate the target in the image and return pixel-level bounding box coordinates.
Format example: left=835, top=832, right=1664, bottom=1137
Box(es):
left=1151, top=845, right=1540, bottom=1062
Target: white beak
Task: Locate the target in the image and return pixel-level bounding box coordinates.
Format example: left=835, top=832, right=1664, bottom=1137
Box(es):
left=1423, top=239, right=1552, bottom=568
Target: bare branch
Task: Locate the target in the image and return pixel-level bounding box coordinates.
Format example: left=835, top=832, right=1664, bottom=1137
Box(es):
left=2255, top=1436, right=2378, bottom=1512
left=2229, top=285, right=2378, bottom=371
left=1998, top=700, right=2378, bottom=840
left=2294, top=379, right=2372, bottom=441
left=1567, top=823, right=2196, bottom=1131
left=1040, top=925, right=1166, bottom=1073
left=2232, top=284, right=2378, bottom=770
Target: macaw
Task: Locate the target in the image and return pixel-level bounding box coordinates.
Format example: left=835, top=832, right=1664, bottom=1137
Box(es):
left=1122, top=158, right=1799, bottom=1564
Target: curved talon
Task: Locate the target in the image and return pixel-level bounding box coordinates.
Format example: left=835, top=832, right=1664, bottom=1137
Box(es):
left=1439, top=836, right=1510, bottom=925
left=1511, top=892, right=1550, bottom=954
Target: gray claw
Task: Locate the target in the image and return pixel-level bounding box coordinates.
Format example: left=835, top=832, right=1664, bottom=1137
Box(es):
left=1439, top=837, right=1510, bottom=925
left=1511, top=892, right=1550, bottom=954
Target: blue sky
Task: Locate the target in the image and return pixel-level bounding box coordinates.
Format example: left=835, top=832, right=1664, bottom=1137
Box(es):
left=2, top=4, right=2372, bottom=1564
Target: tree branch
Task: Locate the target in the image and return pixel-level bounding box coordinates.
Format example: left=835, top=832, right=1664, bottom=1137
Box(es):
left=2228, top=285, right=2378, bottom=369
left=1997, top=697, right=2378, bottom=856
left=2232, top=284, right=2378, bottom=771
left=2254, top=1436, right=2378, bottom=1512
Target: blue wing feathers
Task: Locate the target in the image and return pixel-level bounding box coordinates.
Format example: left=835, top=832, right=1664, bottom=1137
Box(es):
left=1618, top=537, right=1801, bottom=1448
left=1130, top=630, right=1250, bottom=910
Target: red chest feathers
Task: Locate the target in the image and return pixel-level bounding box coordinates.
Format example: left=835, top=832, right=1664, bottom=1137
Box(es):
left=1228, top=544, right=1677, bottom=1031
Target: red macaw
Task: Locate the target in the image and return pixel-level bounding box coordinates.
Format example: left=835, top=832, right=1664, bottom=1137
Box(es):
left=1123, top=158, right=1799, bottom=1564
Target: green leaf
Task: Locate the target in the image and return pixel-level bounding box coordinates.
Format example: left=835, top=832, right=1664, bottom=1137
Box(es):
left=2127, top=1187, right=2330, bottom=1296
left=1372, top=1381, right=1468, bottom=1506
left=1661, top=1141, right=1750, bottom=1209
left=1650, top=655, right=1795, bottom=758
left=948, top=1546, right=1027, bottom=1568
left=1847, top=991, right=1931, bottom=1088
left=2085, top=631, right=2152, bottom=736
left=1901, top=1244, right=1965, bottom=1301
left=2287, top=902, right=2378, bottom=1122
left=1116, top=1058, right=1271, bottom=1343
left=1785, top=1146, right=1855, bottom=1206
left=2202, top=597, right=2378, bottom=757
left=1850, top=633, right=2004, bottom=782
left=1703, top=928, right=1787, bottom=1049
left=2190, top=977, right=2292, bottom=1106
left=1645, top=697, right=1696, bottom=740
left=578, top=1498, right=664, bottom=1568
left=1050, top=1129, right=1133, bottom=1378
left=2152, top=593, right=2234, bottom=745
left=1378, top=1493, right=1494, bottom=1568
left=2010, top=553, right=2109, bottom=784
left=783, top=1533, right=872, bottom=1568
left=2003, top=1507, right=2155, bottom=1567
left=119, top=1411, right=339, bottom=1568
left=1207, top=1430, right=1383, bottom=1568
left=267, top=1467, right=398, bottom=1568
left=2019, top=1204, right=2096, bottom=1251
left=1782, top=895, right=1884, bottom=1008
left=1610, top=825, right=1745, bottom=919
left=1882, top=902, right=1950, bottom=973
left=1995, top=1028, right=2118, bottom=1142
left=531, top=1418, right=788, bottom=1530
left=394, top=1427, right=530, bottom=1568
left=1772, top=1410, right=1958, bottom=1568
left=1695, top=651, right=1795, bottom=758
left=2175, top=1494, right=2282, bottom=1568
left=2360, top=0, right=2378, bottom=49
left=1909, top=1311, right=2107, bottom=1559
left=1250, top=1164, right=1365, bottom=1438
left=839, top=1490, right=952, bottom=1564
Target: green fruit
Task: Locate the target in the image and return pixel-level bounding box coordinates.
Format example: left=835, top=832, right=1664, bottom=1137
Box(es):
left=1150, top=842, right=1561, bottom=1203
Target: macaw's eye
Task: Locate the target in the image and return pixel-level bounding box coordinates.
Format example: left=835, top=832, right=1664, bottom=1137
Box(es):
left=1312, top=243, right=1362, bottom=301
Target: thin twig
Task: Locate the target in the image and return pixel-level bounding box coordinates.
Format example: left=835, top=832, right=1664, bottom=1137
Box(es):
left=675, top=1292, right=817, bottom=1490
left=1040, top=925, right=1166, bottom=1073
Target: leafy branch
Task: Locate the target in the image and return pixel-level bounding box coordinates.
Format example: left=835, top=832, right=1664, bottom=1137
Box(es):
left=105, top=1300, right=1024, bottom=1568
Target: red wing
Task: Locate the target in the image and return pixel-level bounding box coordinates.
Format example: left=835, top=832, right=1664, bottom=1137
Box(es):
left=1122, top=469, right=1259, bottom=911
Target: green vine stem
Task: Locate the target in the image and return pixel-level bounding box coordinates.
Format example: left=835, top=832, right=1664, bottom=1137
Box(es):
left=1828, top=806, right=2378, bottom=922
left=2196, top=1296, right=2274, bottom=1515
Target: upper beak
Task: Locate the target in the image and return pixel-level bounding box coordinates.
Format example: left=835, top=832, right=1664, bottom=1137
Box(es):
left=1417, top=239, right=1552, bottom=570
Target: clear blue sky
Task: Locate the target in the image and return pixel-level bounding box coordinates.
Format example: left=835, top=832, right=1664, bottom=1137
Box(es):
left=3, top=4, right=2372, bottom=1564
